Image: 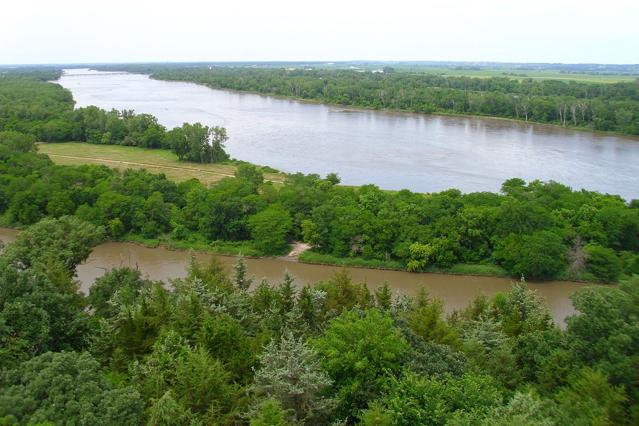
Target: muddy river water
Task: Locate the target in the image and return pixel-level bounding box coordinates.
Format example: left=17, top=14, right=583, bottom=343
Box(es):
left=0, top=228, right=584, bottom=325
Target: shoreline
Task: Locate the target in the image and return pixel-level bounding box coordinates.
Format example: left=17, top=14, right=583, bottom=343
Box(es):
left=88, top=235, right=590, bottom=284
left=147, top=74, right=639, bottom=141
left=0, top=226, right=595, bottom=285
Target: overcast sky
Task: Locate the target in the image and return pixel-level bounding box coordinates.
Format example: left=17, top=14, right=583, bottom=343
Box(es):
left=2, top=0, right=638, bottom=65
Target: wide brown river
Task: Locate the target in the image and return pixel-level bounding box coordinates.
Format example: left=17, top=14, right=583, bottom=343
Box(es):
left=57, top=69, right=639, bottom=200
left=0, top=228, right=584, bottom=326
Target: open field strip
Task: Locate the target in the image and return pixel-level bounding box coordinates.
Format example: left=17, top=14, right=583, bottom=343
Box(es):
left=38, top=142, right=285, bottom=185
left=414, top=68, right=638, bottom=83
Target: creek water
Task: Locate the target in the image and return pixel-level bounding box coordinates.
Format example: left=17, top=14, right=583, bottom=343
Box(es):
left=57, top=69, right=639, bottom=200
left=0, top=228, right=584, bottom=325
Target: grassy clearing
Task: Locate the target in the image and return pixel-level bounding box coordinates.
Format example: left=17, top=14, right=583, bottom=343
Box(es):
left=299, top=251, right=405, bottom=270
left=38, top=142, right=285, bottom=185
left=441, top=263, right=510, bottom=277
left=123, top=234, right=266, bottom=257
left=300, top=251, right=513, bottom=277
left=299, top=252, right=607, bottom=282
left=413, top=67, right=637, bottom=83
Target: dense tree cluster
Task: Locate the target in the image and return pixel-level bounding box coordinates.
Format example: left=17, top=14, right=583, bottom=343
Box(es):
left=1, top=216, right=638, bottom=424
left=147, top=67, right=639, bottom=135
left=2, top=136, right=638, bottom=280
left=0, top=73, right=228, bottom=162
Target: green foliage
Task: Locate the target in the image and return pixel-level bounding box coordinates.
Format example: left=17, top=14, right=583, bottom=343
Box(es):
left=132, top=331, right=241, bottom=421
left=249, top=399, right=294, bottom=426
left=490, top=280, right=554, bottom=337
left=233, top=257, right=254, bottom=291
left=248, top=204, right=293, bottom=255
left=0, top=351, right=144, bottom=425
left=235, top=163, right=265, bottom=188
left=0, top=131, right=36, bottom=153
left=252, top=332, right=333, bottom=423
left=196, top=312, right=257, bottom=383
left=584, top=243, right=622, bottom=282
left=89, top=280, right=170, bottom=369
left=312, top=309, right=409, bottom=421
left=406, top=242, right=434, bottom=272
left=0, top=73, right=229, bottom=162
left=495, top=231, right=567, bottom=280
left=2, top=216, right=104, bottom=273
left=1, top=222, right=638, bottom=424
left=565, top=276, right=639, bottom=399
left=1, top=111, right=635, bottom=278
left=367, top=371, right=503, bottom=426
left=166, top=122, right=229, bottom=163
left=374, top=282, right=392, bottom=310
left=513, top=328, right=569, bottom=389
left=403, top=289, right=460, bottom=347
left=405, top=340, right=467, bottom=379
left=449, top=392, right=556, bottom=426
left=555, top=368, right=627, bottom=425
left=406, top=238, right=460, bottom=270
left=0, top=263, right=90, bottom=365
left=461, top=317, right=523, bottom=389
left=358, top=402, right=393, bottom=426
left=147, top=391, right=194, bottom=426
left=88, top=267, right=153, bottom=318
left=313, top=271, right=374, bottom=318
left=184, top=256, right=233, bottom=292
left=46, top=192, right=75, bottom=218
left=299, top=250, right=404, bottom=270
left=454, top=282, right=555, bottom=389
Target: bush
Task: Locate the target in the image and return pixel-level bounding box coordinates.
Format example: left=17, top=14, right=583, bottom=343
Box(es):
left=0, top=131, right=36, bottom=153
left=495, top=231, right=566, bottom=280
left=248, top=205, right=292, bottom=255
left=0, top=351, right=144, bottom=425
left=584, top=244, right=622, bottom=282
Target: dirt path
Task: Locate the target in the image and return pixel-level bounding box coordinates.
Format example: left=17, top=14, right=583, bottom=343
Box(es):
left=280, top=241, right=312, bottom=261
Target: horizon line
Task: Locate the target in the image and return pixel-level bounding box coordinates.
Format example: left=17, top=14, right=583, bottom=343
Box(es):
left=2, top=60, right=639, bottom=67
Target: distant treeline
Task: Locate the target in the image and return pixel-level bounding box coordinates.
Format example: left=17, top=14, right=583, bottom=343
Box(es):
left=0, top=72, right=228, bottom=163
left=139, top=67, right=639, bottom=135
left=92, top=61, right=639, bottom=75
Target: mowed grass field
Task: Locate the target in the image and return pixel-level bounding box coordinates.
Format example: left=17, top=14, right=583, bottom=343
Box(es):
left=38, top=142, right=286, bottom=185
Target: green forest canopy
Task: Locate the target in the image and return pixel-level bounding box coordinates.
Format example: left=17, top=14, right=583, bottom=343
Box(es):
left=1, top=216, right=638, bottom=424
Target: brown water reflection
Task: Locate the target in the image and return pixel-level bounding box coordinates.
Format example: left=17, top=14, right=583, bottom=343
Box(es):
left=0, top=228, right=582, bottom=326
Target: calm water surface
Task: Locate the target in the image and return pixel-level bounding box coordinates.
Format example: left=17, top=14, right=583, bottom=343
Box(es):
left=57, top=69, right=639, bottom=199
left=0, top=228, right=583, bottom=325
